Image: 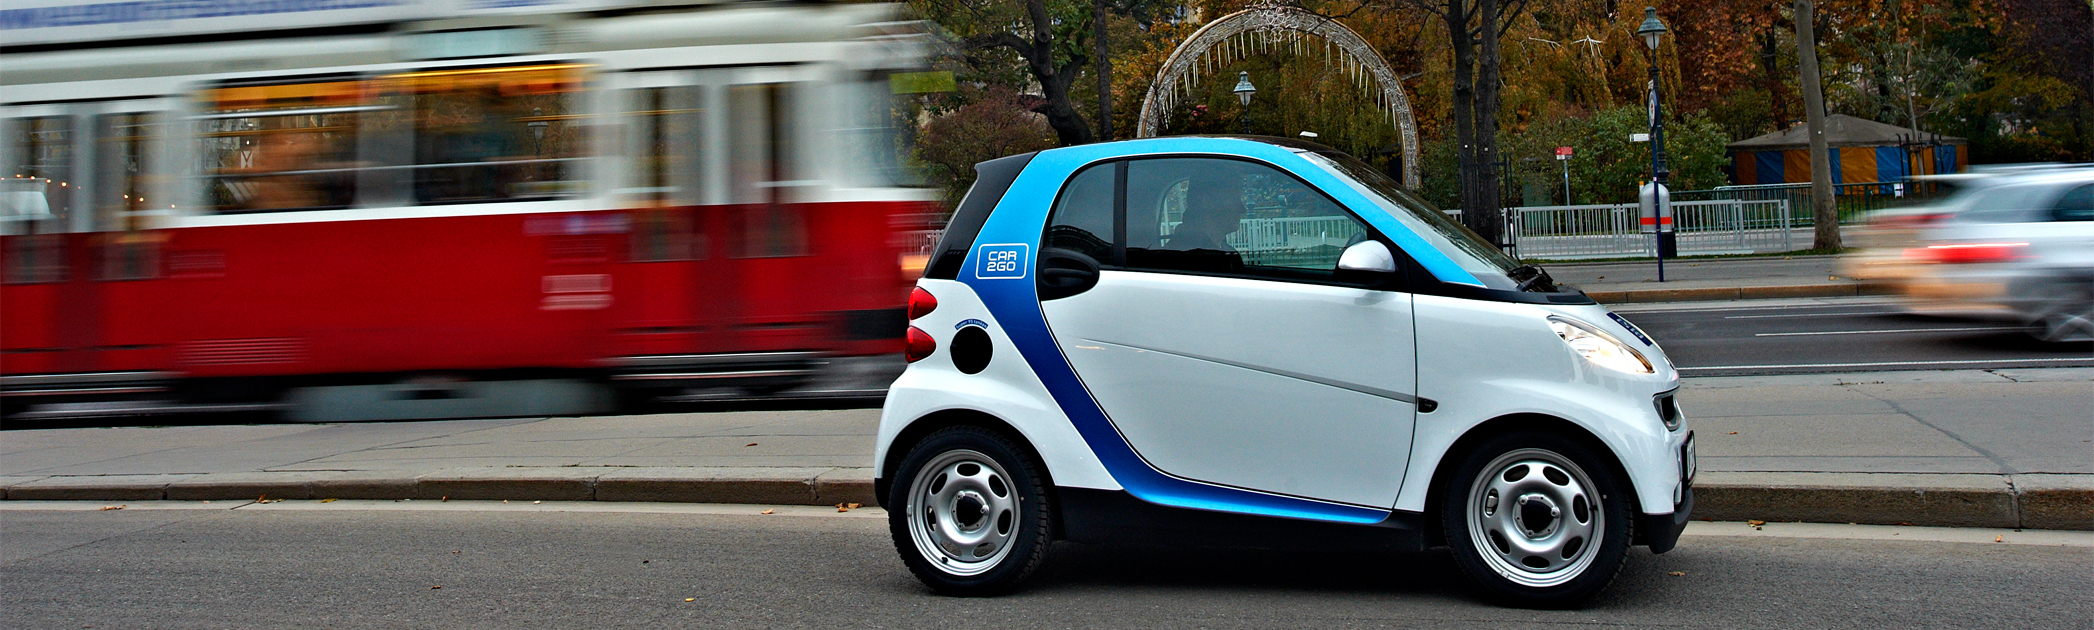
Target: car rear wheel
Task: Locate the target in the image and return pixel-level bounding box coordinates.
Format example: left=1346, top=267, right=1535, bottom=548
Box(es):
left=2024, top=281, right=2094, bottom=343
left=888, top=425, right=1052, bottom=596
left=1442, top=431, right=1632, bottom=608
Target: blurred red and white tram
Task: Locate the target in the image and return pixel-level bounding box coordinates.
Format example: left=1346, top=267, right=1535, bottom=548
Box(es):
left=1, top=0, right=939, bottom=421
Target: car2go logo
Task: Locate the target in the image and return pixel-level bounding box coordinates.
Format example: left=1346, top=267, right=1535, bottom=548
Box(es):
left=975, top=244, right=1030, bottom=280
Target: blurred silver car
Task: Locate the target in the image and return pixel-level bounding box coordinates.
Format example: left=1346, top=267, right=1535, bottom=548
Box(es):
left=1906, top=168, right=2094, bottom=342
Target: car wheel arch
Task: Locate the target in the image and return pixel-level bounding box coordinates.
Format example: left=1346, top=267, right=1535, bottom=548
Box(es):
left=1419, top=413, right=1641, bottom=547
left=879, top=408, right=1058, bottom=515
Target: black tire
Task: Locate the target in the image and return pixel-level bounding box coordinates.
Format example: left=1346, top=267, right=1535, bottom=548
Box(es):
left=1441, top=430, right=1633, bottom=608
left=887, top=425, right=1053, bottom=596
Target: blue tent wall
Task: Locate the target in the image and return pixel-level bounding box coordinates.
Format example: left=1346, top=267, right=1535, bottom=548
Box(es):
left=1876, top=146, right=1908, bottom=181
left=1755, top=151, right=1785, bottom=184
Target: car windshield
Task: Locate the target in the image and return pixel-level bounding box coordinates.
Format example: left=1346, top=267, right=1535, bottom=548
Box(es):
left=1299, top=150, right=1548, bottom=292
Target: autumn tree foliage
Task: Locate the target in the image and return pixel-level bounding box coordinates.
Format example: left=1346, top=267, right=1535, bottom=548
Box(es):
left=915, top=87, right=1059, bottom=207
left=906, top=0, right=2089, bottom=209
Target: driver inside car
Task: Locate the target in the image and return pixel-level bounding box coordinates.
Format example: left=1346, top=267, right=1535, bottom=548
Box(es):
left=1167, top=175, right=1247, bottom=252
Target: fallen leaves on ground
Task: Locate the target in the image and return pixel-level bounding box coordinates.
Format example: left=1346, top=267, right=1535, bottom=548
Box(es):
left=685, top=598, right=696, bottom=602
left=1747, top=520, right=1766, bottom=530
left=760, top=509, right=775, bottom=515
left=1667, top=571, right=1686, bottom=576
left=1727, top=431, right=1738, bottom=435
left=836, top=502, right=863, bottom=512
left=745, top=443, right=758, bottom=447
left=319, top=498, right=338, bottom=503
left=532, top=501, right=542, bottom=504
left=1995, top=535, right=2004, bottom=543
left=441, top=496, right=449, bottom=502
left=99, top=505, right=124, bottom=511
left=430, top=585, right=442, bottom=590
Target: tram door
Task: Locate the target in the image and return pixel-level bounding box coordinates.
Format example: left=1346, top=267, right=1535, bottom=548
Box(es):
left=718, top=66, right=816, bottom=354
left=1, top=99, right=175, bottom=377
left=610, top=70, right=730, bottom=357
left=610, top=67, right=814, bottom=358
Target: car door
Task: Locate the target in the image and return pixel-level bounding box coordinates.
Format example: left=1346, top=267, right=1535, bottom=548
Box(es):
left=1035, top=156, right=1417, bottom=508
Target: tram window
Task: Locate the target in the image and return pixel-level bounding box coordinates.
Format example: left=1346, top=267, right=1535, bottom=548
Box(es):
left=5, top=116, right=72, bottom=283
left=8, top=116, right=74, bottom=228
left=382, top=64, right=586, bottom=205
left=628, top=85, right=703, bottom=262
left=96, top=112, right=163, bottom=279
left=730, top=82, right=806, bottom=257
left=842, top=74, right=908, bottom=188
left=631, top=85, right=704, bottom=206
left=201, top=79, right=363, bottom=213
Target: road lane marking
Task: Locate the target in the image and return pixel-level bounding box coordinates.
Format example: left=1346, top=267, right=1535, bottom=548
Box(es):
left=1679, top=357, right=2094, bottom=371
left=1754, top=326, right=2022, bottom=337
left=1725, top=309, right=1909, bottom=318
left=6, top=502, right=2081, bottom=546
left=1609, top=297, right=1903, bottom=313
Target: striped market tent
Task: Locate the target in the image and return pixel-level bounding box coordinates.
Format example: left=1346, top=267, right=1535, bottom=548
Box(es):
left=1728, top=114, right=1967, bottom=185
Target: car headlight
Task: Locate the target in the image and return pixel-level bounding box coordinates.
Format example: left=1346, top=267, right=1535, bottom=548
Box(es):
left=1548, top=316, right=1653, bottom=374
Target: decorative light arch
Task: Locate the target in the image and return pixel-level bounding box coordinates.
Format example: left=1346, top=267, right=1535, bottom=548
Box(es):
left=1136, top=4, right=1420, bottom=188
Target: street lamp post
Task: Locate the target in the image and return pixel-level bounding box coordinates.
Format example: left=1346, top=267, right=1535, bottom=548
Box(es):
left=1232, top=71, right=1256, bottom=135
left=1637, top=7, right=1673, bottom=279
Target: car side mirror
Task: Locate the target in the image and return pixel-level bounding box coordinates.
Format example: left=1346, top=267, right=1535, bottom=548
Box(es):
left=1337, top=240, right=1397, bottom=274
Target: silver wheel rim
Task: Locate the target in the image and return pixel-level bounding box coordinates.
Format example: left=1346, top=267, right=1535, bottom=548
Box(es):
left=2031, top=309, right=2094, bottom=343
left=1465, top=448, right=1604, bottom=588
left=906, top=449, right=1020, bottom=576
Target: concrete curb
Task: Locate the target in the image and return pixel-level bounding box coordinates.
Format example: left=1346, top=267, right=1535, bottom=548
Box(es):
left=1692, top=472, right=2093, bottom=531
left=2, top=468, right=881, bottom=509
left=6, top=469, right=2086, bottom=530
left=1584, top=282, right=1893, bottom=304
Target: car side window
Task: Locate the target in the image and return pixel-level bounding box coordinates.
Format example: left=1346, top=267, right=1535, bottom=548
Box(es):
left=2052, top=184, right=2094, bottom=222
left=1043, top=163, right=1115, bottom=263
left=1122, top=157, right=1372, bottom=281
left=1959, top=185, right=2047, bottom=223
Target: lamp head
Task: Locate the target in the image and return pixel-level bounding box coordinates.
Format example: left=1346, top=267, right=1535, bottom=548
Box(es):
left=1637, top=7, right=1667, bottom=50
left=1232, top=71, right=1256, bottom=107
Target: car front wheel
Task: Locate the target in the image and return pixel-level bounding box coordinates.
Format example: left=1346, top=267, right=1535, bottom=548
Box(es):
left=1442, top=431, right=1632, bottom=608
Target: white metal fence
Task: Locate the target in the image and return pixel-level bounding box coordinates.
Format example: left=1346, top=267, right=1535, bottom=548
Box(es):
left=1496, top=199, right=1795, bottom=260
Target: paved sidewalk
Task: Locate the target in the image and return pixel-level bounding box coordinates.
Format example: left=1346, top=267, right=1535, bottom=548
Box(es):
left=4, top=368, right=2088, bottom=530
left=1548, top=255, right=1886, bottom=303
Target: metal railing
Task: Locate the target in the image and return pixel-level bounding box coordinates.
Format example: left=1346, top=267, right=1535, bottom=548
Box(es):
left=1675, top=181, right=1936, bottom=225
left=1506, top=199, right=1793, bottom=260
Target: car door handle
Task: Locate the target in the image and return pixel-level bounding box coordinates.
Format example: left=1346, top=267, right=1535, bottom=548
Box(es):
left=1037, top=247, right=1100, bottom=301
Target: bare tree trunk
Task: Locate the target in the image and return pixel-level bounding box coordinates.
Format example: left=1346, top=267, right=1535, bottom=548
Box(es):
left=1473, top=0, right=1504, bottom=247
left=1094, top=0, right=1113, bottom=141
left=1795, top=0, right=1839, bottom=250
left=1761, top=26, right=1787, bottom=129
left=1446, top=5, right=1479, bottom=228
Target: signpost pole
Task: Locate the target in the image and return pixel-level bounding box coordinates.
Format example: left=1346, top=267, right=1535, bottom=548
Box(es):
left=1556, top=146, right=1573, bottom=204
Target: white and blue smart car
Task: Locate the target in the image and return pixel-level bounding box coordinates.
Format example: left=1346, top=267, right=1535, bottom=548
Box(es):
left=876, top=137, right=1694, bottom=607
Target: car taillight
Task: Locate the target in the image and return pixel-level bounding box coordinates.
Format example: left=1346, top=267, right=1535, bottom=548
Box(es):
left=905, top=326, right=936, bottom=363
left=1879, top=213, right=1951, bottom=229
left=908, top=287, right=937, bottom=320
left=1904, top=242, right=2029, bottom=264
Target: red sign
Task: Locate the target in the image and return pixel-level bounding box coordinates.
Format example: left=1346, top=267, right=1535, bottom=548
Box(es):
left=1555, top=146, right=1574, bottom=159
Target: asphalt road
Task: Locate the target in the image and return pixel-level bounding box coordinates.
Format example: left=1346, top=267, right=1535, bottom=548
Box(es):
left=4, top=503, right=2088, bottom=629
left=1614, top=297, right=2094, bottom=377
